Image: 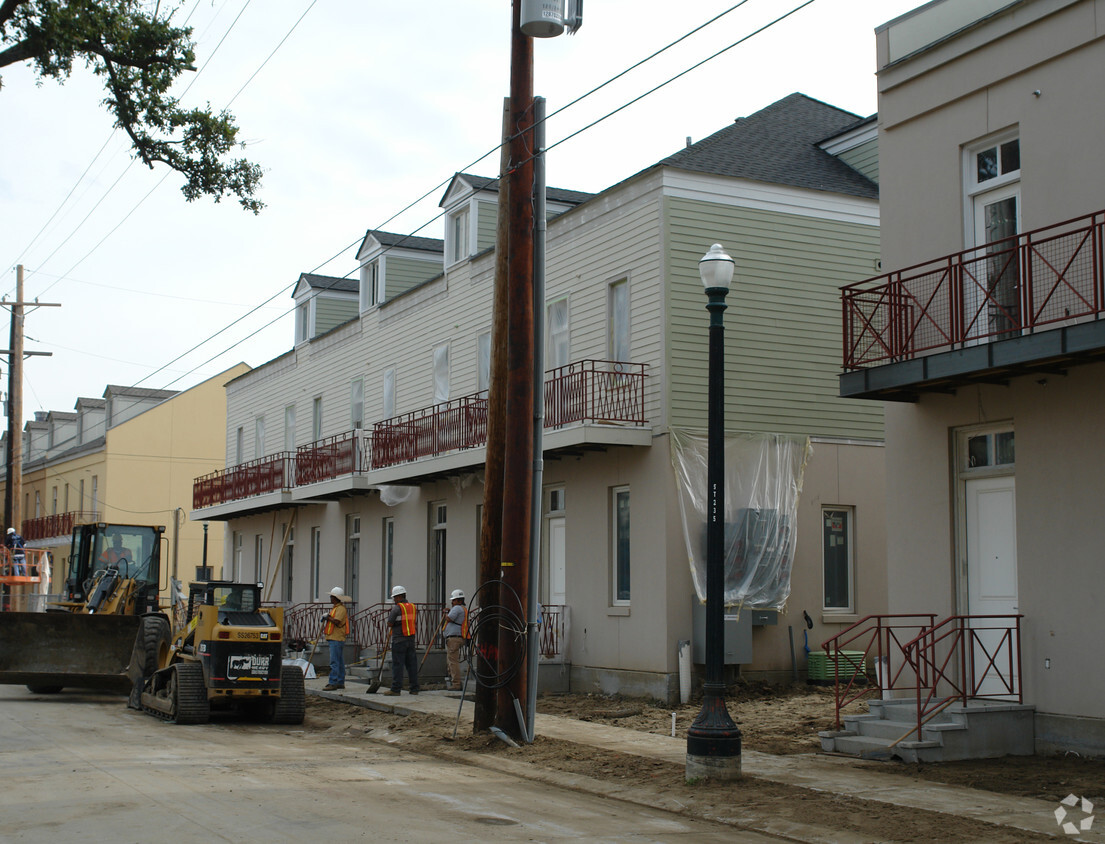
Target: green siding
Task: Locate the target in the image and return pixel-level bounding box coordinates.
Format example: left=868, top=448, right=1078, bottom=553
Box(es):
left=315, top=296, right=358, bottom=335
left=837, top=139, right=879, bottom=184
left=664, top=196, right=884, bottom=440
left=476, top=200, right=497, bottom=253
left=385, top=256, right=441, bottom=299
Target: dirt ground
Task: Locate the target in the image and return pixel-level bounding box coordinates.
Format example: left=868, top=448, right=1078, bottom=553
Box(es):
left=303, top=682, right=1105, bottom=843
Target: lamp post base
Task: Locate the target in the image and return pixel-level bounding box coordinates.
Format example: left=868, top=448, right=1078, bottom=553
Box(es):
left=685, top=744, right=742, bottom=781
left=685, top=697, right=742, bottom=781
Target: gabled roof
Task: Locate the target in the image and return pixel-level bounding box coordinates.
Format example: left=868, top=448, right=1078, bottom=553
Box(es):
left=102, top=385, right=178, bottom=401
left=74, top=397, right=105, bottom=410
left=356, top=229, right=444, bottom=261
left=295, top=273, right=357, bottom=296
left=441, top=172, right=594, bottom=208
left=657, top=93, right=878, bottom=199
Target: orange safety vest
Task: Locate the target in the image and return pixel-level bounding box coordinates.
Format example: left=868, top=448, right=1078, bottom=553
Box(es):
left=460, top=607, right=469, bottom=640
left=324, top=604, right=349, bottom=638
left=397, top=602, right=417, bottom=637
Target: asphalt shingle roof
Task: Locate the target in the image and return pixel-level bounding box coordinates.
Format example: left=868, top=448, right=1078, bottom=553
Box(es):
left=659, top=93, right=878, bottom=199
left=298, top=273, right=358, bottom=294
left=453, top=173, right=594, bottom=206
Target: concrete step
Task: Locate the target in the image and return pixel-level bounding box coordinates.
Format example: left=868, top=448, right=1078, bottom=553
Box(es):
left=827, top=732, right=942, bottom=760
left=843, top=715, right=962, bottom=742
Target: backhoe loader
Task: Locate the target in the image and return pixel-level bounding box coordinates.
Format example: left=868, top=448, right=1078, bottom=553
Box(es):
left=0, top=523, right=170, bottom=694
left=135, top=580, right=305, bottom=725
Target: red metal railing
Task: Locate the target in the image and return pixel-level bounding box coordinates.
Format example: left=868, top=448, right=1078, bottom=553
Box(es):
left=296, top=430, right=371, bottom=486
left=372, top=359, right=648, bottom=469
left=842, top=209, right=1105, bottom=369
left=904, top=614, right=1023, bottom=744
left=21, top=511, right=98, bottom=541
left=821, top=614, right=937, bottom=729
left=371, top=395, right=488, bottom=469
left=193, top=452, right=296, bottom=508
left=279, top=600, right=569, bottom=660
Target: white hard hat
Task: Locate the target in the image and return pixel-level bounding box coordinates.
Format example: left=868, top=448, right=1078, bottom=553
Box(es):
left=6, top=527, right=13, bottom=534
left=450, top=589, right=465, bottom=600
left=329, top=586, right=347, bottom=601
left=390, top=585, right=406, bottom=598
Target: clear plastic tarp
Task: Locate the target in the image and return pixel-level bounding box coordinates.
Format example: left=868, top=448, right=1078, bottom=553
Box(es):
left=670, top=427, right=811, bottom=612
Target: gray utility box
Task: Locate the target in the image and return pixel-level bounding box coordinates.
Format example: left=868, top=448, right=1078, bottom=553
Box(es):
left=692, top=599, right=752, bottom=664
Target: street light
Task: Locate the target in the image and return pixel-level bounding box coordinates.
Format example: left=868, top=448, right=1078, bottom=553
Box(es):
left=686, top=243, right=742, bottom=781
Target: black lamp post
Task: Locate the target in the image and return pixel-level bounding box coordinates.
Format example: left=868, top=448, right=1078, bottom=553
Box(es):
left=686, top=243, right=742, bottom=781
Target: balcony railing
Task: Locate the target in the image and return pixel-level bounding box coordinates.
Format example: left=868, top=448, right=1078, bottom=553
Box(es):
left=296, top=429, right=370, bottom=486
left=842, top=209, right=1105, bottom=369
left=195, top=359, right=649, bottom=507
left=193, top=452, right=296, bottom=509
left=21, top=511, right=98, bottom=541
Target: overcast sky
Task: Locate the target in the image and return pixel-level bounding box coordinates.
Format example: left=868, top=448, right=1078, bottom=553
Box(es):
left=0, top=0, right=921, bottom=427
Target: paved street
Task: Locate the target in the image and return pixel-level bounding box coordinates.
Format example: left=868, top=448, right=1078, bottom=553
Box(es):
left=0, top=685, right=771, bottom=843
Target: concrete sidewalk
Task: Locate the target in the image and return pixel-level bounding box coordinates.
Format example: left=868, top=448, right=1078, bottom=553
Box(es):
left=306, top=677, right=1098, bottom=842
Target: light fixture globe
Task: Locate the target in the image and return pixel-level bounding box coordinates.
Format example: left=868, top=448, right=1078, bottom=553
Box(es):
left=698, top=243, right=735, bottom=292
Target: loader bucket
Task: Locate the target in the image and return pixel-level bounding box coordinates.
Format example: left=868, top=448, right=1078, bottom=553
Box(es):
left=0, top=612, right=144, bottom=694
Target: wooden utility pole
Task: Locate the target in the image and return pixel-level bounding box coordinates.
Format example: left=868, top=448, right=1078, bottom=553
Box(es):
left=3, top=265, right=59, bottom=533
left=496, top=0, right=536, bottom=741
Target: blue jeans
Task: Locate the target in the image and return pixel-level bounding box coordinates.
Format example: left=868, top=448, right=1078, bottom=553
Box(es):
left=12, top=555, right=25, bottom=576
left=328, top=640, right=346, bottom=686
left=390, top=635, right=419, bottom=692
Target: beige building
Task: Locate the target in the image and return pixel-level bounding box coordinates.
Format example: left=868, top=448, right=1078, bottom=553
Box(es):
left=837, top=0, right=1105, bottom=755
left=0, top=364, right=249, bottom=605
left=194, top=95, right=888, bottom=701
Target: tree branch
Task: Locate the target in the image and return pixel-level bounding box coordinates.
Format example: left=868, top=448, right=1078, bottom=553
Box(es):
left=0, top=0, right=30, bottom=30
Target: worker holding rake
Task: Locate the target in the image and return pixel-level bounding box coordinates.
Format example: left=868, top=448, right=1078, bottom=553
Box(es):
left=322, top=586, right=350, bottom=691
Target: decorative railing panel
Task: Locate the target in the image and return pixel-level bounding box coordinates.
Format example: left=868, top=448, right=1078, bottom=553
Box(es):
left=21, top=511, right=98, bottom=541
left=296, top=430, right=371, bottom=486
left=192, top=452, right=295, bottom=509
left=842, top=210, right=1105, bottom=369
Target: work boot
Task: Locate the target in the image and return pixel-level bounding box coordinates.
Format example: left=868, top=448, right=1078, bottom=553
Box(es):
left=323, top=684, right=340, bottom=691
left=383, top=689, right=399, bottom=696
left=410, top=689, right=419, bottom=695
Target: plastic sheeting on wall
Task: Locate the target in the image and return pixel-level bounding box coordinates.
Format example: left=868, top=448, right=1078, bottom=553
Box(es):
left=670, top=427, right=811, bottom=613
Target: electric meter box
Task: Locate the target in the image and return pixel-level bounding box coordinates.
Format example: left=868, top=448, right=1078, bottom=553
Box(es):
left=691, top=598, right=753, bottom=665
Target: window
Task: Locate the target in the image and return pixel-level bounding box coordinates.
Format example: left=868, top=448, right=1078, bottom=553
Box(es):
left=51, top=486, right=57, bottom=515
left=609, top=278, right=629, bottom=364
left=346, top=514, right=360, bottom=604
left=964, top=429, right=1015, bottom=470
left=79, top=479, right=85, bottom=511
left=433, top=343, right=450, bottom=403
left=611, top=486, right=630, bottom=605
left=63, top=484, right=69, bottom=513
left=350, top=378, right=364, bottom=429
left=254, top=534, right=264, bottom=584
left=232, top=531, right=243, bottom=582
left=449, top=206, right=469, bottom=264
left=547, top=297, right=570, bottom=369
left=382, top=517, right=394, bottom=599
left=361, top=259, right=381, bottom=310
left=477, top=331, right=491, bottom=392
left=310, top=527, right=322, bottom=600
left=297, top=301, right=311, bottom=343
left=312, top=397, right=323, bottom=441
left=382, top=368, right=396, bottom=419
left=235, top=427, right=244, bottom=465
left=284, top=405, right=296, bottom=452
left=34, top=490, right=40, bottom=517
left=282, top=524, right=295, bottom=601
left=822, top=507, right=854, bottom=612
left=254, top=415, right=265, bottom=459
left=91, top=476, right=98, bottom=511
left=429, top=502, right=447, bottom=607
left=973, top=137, right=1020, bottom=187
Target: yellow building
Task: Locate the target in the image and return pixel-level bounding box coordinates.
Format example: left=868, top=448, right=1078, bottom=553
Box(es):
left=0, top=364, right=249, bottom=607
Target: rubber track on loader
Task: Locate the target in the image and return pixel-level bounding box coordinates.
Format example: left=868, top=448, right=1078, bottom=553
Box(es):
left=141, top=663, right=209, bottom=724
left=271, top=665, right=306, bottom=724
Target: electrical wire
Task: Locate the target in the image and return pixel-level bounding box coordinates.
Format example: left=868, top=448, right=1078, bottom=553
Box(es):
left=467, top=579, right=528, bottom=691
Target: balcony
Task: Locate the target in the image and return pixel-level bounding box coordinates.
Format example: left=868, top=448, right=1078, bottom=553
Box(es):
left=840, top=210, right=1105, bottom=400
left=21, top=511, right=98, bottom=542
left=193, top=359, right=649, bottom=517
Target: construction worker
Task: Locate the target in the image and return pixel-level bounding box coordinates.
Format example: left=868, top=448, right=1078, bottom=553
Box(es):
left=323, top=586, right=350, bottom=691
left=384, top=585, right=419, bottom=696
left=5, top=527, right=26, bottom=576
left=443, top=588, right=469, bottom=691
left=98, top=533, right=132, bottom=568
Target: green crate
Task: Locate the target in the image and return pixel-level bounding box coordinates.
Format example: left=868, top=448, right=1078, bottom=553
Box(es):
left=807, top=650, right=866, bottom=682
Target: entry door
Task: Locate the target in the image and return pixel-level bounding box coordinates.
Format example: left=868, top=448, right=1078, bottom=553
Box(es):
left=968, top=188, right=1020, bottom=340
left=345, top=515, right=360, bottom=605
left=548, top=516, right=566, bottom=605
left=965, top=475, right=1018, bottom=696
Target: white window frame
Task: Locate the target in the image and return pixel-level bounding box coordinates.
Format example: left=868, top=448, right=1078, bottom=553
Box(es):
left=312, top=396, right=323, bottom=441
left=433, top=343, right=450, bottom=403
left=297, top=300, right=312, bottom=344
left=284, top=404, right=296, bottom=453
left=963, top=130, right=1021, bottom=250
left=608, top=278, right=629, bottom=364
left=254, top=534, right=264, bottom=584
left=382, top=367, right=396, bottom=419
left=310, top=526, right=322, bottom=601
left=611, top=485, right=631, bottom=606
left=381, top=517, right=394, bottom=600
left=350, top=378, right=364, bottom=429
left=477, top=331, right=491, bottom=392
left=822, top=506, right=855, bottom=613
left=254, top=415, right=265, bottom=460
left=361, top=259, right=382, bottom=311
left=547, top=296, right=570, bottom=370
left=235, top=427, right=244, bottom=465
left=448, top=205, right=470, bottom=265
left=232, top=531, right=243, bottom=582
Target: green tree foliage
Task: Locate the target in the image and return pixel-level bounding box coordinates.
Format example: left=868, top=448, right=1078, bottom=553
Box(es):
left=0, top=0, right=263, bottom=212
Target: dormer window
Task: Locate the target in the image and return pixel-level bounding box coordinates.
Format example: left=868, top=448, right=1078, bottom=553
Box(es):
left=449, top=206, right=470, bottom=265
left=296, top=301, right=311, bottom=344
left=361, top=259, right=382, bottom=310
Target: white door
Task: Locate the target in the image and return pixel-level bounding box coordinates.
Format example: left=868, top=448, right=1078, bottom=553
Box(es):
left=548, top=516, right=566, bottom=605
left=965, top=475, right=1018, bottom=696
left=967, top=188, right=1020, bottom=341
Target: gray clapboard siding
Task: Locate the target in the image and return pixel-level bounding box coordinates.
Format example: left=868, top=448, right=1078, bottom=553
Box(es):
left=385, top=256, right=440, bottom=300
left=837, top=139, right=879, bottom=184
left=314, top=296, right=358, bottom=336
left=664, top=195, right=883, bottom=440
left=476, top=200, right=497, bottom=253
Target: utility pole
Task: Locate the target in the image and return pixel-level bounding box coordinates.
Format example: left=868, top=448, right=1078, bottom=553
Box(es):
left=2, top=265, right=60, bottom=533
left=495, top=0, right=536, bottom=742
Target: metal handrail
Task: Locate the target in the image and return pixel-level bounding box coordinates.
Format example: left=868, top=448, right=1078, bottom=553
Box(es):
left=820, top=613, right=937, bottom=729
left=21, top=511, right=99, bottom=541
left=842, top=209, right=1105, bottom=368
left=902, top=614, right=1023, bottom=744
left=193, top=452, right=295, bottom=508
left=295, top=429, right=371, bottom=486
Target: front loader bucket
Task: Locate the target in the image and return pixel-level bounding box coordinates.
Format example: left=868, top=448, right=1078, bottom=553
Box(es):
left=0, top=613, right=144, bottom=693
